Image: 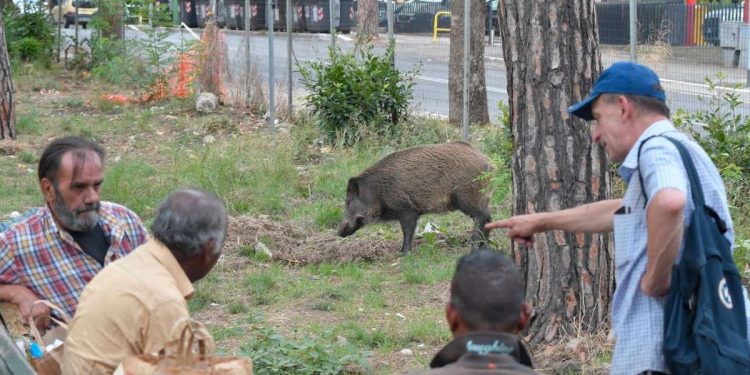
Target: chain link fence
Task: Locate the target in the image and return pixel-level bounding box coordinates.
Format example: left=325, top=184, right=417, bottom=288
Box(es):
left=56, top=0, right=750, bottom=127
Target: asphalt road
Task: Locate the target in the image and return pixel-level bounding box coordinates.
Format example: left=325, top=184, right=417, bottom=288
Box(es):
left=61, top=26, right=750, bottom=120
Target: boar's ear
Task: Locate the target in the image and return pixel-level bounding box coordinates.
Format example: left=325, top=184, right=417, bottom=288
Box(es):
left=347, top=178, right=360, bottom=196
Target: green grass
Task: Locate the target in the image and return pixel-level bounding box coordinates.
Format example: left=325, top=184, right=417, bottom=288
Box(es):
left=15, top=67, right=742, bottom=374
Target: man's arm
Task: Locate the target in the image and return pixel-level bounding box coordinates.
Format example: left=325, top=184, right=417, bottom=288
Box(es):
left=0, top=284, right=51, bottom=320
left=484, top=199, right=623, bottom=246
left=640, top=188, right=686, bottom=297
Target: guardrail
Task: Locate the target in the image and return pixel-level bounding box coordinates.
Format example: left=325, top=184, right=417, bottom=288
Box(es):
left=432, top=11, right=450, bottom=41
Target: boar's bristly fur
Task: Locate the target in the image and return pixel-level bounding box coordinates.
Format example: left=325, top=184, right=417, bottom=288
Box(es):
left=338, top=141, right=493, bottom=254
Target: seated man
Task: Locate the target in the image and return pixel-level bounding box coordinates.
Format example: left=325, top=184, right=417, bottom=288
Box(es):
left=413, top=249, right=537, bottom=374
left=0, top=136, right=148, bottom=321
left=63, top=189, right=228, bottom=375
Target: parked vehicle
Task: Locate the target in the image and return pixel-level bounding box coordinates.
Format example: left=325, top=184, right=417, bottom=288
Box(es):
left=394, top=0, right=448, bottom=33
left=50, top=0, right=97, bottom=29
left=703, top=1, right=744, bottom=46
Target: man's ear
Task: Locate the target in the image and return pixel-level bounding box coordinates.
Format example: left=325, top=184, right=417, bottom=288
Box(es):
left=40, top=178, right=55, bottom=204
left=201, top=239, right=216, bottom=262
left=446, top=302, right=461, bottom=335
left=516, top=302, right=532, bottom=333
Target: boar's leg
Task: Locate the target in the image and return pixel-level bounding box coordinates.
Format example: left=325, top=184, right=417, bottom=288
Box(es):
left=398, top=212, right=420, bottom=254
left=454, top=198, right=492, bottom=249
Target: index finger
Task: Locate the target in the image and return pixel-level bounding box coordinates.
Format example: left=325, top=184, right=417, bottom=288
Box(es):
left=484, top=219, right=513, bottom=230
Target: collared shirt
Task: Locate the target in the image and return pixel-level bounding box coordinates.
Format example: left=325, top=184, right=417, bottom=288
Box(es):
left=63, top=239, right=199, bottom=375
left=0, top=202, right=148, bottom=317
left=411, top=332, right=538, bottom=375
left=611, top=120, right=734, bottom=375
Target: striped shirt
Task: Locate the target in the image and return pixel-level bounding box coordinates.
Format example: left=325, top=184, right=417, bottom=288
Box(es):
left=611, top=120, right=734, bottom=374
left=0, top=202, right=148, bottom=317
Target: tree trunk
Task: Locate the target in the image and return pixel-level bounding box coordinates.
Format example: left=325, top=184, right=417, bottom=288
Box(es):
left=448, top=0, right=488, bottom=126
left=0, top=14, right=16, bottom=140
left=356, top=0, right=378, bottom=43
left=498, top=0, right=612, bottom=345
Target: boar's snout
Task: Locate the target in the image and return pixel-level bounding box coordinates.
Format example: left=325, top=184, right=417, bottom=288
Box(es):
left=338, top=216, right=363, bottom=237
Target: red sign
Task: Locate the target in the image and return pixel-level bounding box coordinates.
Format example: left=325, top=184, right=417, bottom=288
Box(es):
left=251, top=4, right=258, bottom=17
left=185, top=1, right=192, bottom=13
left=317, top=5, right=324, bottom=21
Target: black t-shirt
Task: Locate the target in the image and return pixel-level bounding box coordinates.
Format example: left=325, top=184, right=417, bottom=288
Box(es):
left=69, top=223, right=110, bottom=266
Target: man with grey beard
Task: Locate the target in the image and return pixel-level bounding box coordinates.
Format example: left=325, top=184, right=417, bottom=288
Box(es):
left=0, top=136, right=148, bottom=322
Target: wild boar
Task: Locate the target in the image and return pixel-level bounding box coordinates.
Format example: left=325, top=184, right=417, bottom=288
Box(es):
left=337, top=141, right=493, bottom=254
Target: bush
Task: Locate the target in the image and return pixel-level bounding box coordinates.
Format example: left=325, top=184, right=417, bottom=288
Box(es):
left=3, top=8, right=55, bottom=63
left=673, top=73, right=750, bottom=179
left=673, top=72, right=750, bottom=277
left=298, top=43, right=417, bottom=146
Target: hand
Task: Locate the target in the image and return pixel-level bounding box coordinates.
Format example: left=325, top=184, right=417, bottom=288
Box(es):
left=14, top=288, right=51, bottom=329
left=484, top=214, right=546, bottom=247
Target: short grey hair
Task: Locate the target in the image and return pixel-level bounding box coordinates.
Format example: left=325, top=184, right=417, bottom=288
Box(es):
left=151, top=189, right=228, bottom=258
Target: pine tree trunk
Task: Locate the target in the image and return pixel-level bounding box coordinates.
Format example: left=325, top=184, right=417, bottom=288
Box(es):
left=0, top=14, right=16, bottom=140
left=448, top=0, right=488, bottom=126
left=356, top=0, right=378, bottom=43
left=498, top=0, right=612, bottom=345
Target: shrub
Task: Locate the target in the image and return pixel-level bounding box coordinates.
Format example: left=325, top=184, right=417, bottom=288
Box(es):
left=673, top=72, right=750, bottom=276
left=673, top=73, right=750, bottom=179
left=3, top=9, right=55, bottom=63
left=298, top=43, right=417, bottom=146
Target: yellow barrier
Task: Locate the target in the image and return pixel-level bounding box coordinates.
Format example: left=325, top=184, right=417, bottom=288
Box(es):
left=433, top=11, right=451, bottom=42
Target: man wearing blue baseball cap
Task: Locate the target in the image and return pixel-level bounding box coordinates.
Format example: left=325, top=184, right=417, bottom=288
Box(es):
left=484, top=62, right=738, bottom=374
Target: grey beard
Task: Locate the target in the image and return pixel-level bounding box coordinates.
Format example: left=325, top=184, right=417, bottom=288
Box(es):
left=53, top=189, right=100, bottom=232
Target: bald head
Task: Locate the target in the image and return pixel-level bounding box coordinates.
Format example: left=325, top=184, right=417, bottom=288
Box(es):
left=151, top=189, right=228, bottom=260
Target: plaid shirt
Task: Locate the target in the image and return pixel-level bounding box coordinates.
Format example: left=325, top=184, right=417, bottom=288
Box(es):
left=0, top=202, right=148, bottom=317
left=611, top=120, right=734, bottom=374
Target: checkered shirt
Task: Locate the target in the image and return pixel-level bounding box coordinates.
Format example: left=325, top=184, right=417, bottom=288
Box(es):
left=611, top=120, right=735, bottom=374
left=0, top=202, right=148, bottom=318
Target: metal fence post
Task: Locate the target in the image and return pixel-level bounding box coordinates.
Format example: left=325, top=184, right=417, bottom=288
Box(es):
left=287, top=0, right=293, bottom=116
left=330, top=0, right=336, bottom=45
left=268, top=0, right=276, bottom=130
left=462, top=0, right=469, bottom=141
left=172, top=0, right=180, bottom=26
left=387, top=0, right=394, bottom=65
left=629, top=0, right=637, bottom=62
left=57, top=0, right=62, bottom=62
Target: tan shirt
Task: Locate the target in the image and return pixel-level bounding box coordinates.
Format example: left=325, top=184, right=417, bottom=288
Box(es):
left=62, top=239, right=195, bottom=375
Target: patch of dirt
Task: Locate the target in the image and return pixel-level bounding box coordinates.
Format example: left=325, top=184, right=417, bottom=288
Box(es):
left=225, top=216, right=401, bottom=265
left=532, top=329, right=612, bottom=374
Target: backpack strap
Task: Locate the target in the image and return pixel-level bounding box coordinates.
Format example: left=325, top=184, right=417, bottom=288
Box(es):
left=637, top=135, right=727, bottom=234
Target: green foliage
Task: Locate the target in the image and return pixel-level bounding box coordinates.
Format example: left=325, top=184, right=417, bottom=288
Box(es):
left=240, top=326, right=369, bottom=375
left=298, top=43, right=417, bottom=146
left=3, top=9, right=55, bottom=63
left=673, top=73, right=750, bottom=179
left=735, top=239, right=750, bottom=282
left=673, top=72, right=750, bottom=277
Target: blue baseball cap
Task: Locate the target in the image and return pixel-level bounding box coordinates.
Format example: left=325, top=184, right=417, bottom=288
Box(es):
left=567, top=62, right=666, bottom=121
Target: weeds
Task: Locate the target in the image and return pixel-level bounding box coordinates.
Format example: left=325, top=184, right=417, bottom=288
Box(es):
left=240, top=325, right=370, bottom=375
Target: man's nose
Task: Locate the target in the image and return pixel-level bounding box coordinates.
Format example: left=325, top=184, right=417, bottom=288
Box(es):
left=84, top=187, right=100, bottom=204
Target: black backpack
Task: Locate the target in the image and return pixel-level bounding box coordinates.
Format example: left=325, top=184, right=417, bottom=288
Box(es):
left=638, top=135, right=750, bottom=374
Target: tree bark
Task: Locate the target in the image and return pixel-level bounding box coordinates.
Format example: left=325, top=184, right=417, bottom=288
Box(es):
left=448, top=0, right=488, bottom=125
left=0, top=14, right=16, bottom=140
left=498, top=0, right=612, bottom=345
left=356, top=0, right=379, bottom=43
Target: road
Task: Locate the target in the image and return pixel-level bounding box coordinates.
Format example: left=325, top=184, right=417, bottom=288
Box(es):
left=62, top=26, right=750, bottom=120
